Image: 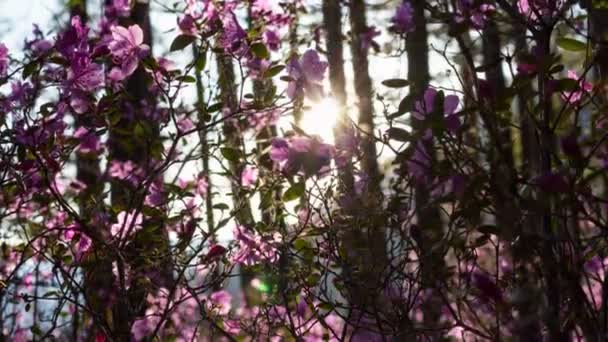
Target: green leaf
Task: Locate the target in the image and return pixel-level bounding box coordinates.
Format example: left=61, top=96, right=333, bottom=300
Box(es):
left=216, top=218, right=230, bottom=230
left=263, top=65, right=285, bottom=78
left=220, top=147, right=241, bottom=162
left=556, top=37, right=586, bottom=52
left=170, top=34, right=196, bottom=52
left=195, top=51, right=207, bottom=71
left=179, top=75, right=196, bottom=83
left=206, top=102, right=222, bottom=113
left=250, top=42, right=270, bottom=59
left=22, top=62, right=38, bottom=79
left=381, top=78, right=410, bottom=88
left=283, top=182, right=305, bottom=202
left=294, top=238, right=311, bottom=252
left=213, top=203, right=230, bottom=211
left=387, top=127, right=412, bottom=142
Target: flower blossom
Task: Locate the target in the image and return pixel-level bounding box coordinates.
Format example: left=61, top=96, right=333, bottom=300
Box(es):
left=455, top=0, right=495, bottom=29
left=391, top=1, right=414, bottom=34
left=231, top=225, right=280, bottom=266
left=241, top=165, right=259, bottom=188
left=562, top=70, right=592, bottom=104
left=286, top=50, right=328, bottom=101
left=0, top=43, right=8, bottom=77
left=270, top=136, right=335, bottom=177
left=111, top=211, right=143, bottom=240
left=74, top=127, right=102, bottom=154
left=220, top=12, right=248, bottom=56
left=412, top=87, right=461, bottom=134
left=108, top=24, right=150, bottom=81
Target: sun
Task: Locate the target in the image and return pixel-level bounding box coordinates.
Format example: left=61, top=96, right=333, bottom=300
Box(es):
left=299, top=97, right=341, bottom=143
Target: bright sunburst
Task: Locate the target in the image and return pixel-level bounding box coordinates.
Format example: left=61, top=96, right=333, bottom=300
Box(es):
left=300, top=97, right=341, bottom=143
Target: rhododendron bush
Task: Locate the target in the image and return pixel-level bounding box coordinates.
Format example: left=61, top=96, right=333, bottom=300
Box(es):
left=1, top=0, right=608, bottom=340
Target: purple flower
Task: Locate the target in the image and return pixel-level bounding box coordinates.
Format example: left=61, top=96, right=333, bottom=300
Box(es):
left=67, top=61, right=104, bottom=91
left=231, top=225, right=280, bottom=266
left=455, top=0, right=495, bottom=29
left=111, top=0, right=131, bottom=17
left=241, top=165, right=259, bottom=188
left=264, top=29, right=281, bottom=51
left=270, top=138, right=290, bottom=163
left=74, top=127, right=101, bottom=154
left=286, top=50, right=328, bottom=101
left=220, top=11, right=248, bottom=56
left=269, top=136, right=335, bottom=176
left=0, top=43, right=8, bottom=77
left=144, top=182, right=165, bottom=207
left=108, top=24, right=150, bottom=80
left=391, top=1, right=414, bottom=34
left=472, top=272, right=503, bottom=304
left=413, top=88, right=461, bottom=134
left=360, top=26, right=381, bottom=51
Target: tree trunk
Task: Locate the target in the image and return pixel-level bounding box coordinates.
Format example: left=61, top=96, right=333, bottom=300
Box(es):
left=106, top=3, right=172, bottom=339
left=323, top=0, right=354, bottom=193
left=406, top=0, right=444, bottom=336
left=345, top=0, right=389, bottom=337
left=348, top=0, right=380, bottom=188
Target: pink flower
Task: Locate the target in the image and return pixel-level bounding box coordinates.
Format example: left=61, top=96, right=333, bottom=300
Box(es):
left=195, top=176, right=208, bottom=198
left=208, top=290, right=232, bottom=315
left=177, top=117, right=194, bottom=133
left=562, top=70, right=592, bottom=104
left=241, top=165, right=259, bottom=188
left=0, top=43, right=8, bottom=77
left=247, top=108, right=280, bottom=131
left=518, top=0, right=564, bottom=23
left=108, top=24, right=150, bottom=80
left=108, top=160, right=143, bottom=185
left=111, top=211, right=143, bottom=239
left=286, top=50, right=328, bottom=101
left=231, top=225, right=279, bottom=266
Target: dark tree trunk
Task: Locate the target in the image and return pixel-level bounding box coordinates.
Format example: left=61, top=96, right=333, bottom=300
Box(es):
left=348, top=0, right=380, bottom=188
left=343, top=0, right=389, bottom=336
left=323, top=0, right=354, bottom=193
left=406, top=0, right=444, bottom=336
left=105, top=3, right=172, bottom=339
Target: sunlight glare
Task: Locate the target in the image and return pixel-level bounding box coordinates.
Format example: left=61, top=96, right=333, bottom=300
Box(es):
left=300, top=97, right=341, bottom=143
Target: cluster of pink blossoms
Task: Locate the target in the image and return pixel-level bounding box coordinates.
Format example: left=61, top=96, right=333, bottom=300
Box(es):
left=231, top=225, right=281, bottom=266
